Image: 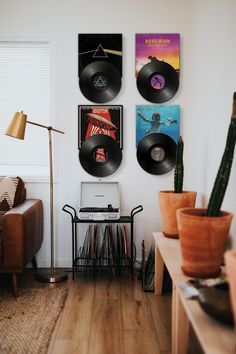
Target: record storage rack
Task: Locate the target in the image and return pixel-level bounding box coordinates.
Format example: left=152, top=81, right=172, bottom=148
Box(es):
left=62, top=204, right=143, bottom=280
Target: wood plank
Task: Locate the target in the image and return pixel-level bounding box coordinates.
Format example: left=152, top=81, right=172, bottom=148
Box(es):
left=120, top=273, right=154, bottom=330
left=88, top=298, right=123, bottom=354
left=88, top=330, right=123, bottom=354
left=121, top=298, right=154, bottom=330
left=120, top=275, right=148, bottom=303
left=49, top=339, right=88, bottom=354
left=54, top=277, right=95, bottom=340
left=123, top=329, right=161, bottom=354
left=94, top=274, right=120, bottom=300
left=90, top=299, right=122, bottom=332
left=146, top=291, right=171, bottom=352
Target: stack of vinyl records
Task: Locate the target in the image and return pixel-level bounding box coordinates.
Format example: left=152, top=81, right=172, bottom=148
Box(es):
left=141, top=240, right=155, bottom=291
left=77, top=224, right=130, bottom=274
left=141, top=240, right=172, bottom=293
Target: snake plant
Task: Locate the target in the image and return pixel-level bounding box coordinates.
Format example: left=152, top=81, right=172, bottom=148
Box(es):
left=174, top=136, right=184, bottom=193
left=206, top=93, right=236, bottom=216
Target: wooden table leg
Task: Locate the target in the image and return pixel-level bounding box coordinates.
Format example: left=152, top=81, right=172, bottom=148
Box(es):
left=155, top=245, right=164, bottom=295
left=172, top=284, right=177, bottom=354
left=172, top=286, right=189, bottom=354
left=12, top=273, right=18, bottom=297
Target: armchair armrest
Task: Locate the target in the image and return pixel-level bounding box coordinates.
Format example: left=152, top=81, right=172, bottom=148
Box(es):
left=1, top=199, right=43, bottom=270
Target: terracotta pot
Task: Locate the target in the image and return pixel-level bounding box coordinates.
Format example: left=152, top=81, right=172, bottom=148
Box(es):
left=225, top=250, right=236, bottom=326
left=158, top=191, right=197, bottom=238
left=177, top=208, right=233, bottom=278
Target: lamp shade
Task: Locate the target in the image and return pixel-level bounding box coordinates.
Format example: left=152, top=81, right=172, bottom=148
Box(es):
left=6, top=111, right=27, bottom=139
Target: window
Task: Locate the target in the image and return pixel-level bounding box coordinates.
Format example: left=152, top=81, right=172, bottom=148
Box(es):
left=0, top=41, right=50, bottom=176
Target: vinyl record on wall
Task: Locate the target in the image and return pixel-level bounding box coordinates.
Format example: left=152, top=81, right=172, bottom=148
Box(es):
left=136, top=59, right=179, bottom=103
left=79, top=134, right=122, bottom=177
left=136, top=133, right=176, bottom=174
left=79, top=61, right=121, bottom=103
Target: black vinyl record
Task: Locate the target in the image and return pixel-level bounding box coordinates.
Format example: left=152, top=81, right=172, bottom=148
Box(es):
left=79, top=134, right=122, bottom=177
left=137, top=133, right=176, bottom=175
left=137, top=60, right=179, bottom=103
left=79, top=61, right=121, bottom=103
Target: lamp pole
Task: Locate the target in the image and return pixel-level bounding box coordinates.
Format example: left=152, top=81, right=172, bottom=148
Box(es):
left=35, top=124, right=67, bottom=283
left=6, top=112, right=68, bottom=282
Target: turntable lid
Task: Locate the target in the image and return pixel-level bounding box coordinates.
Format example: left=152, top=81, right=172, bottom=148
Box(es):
left=80, top=181, right=120, bottom=209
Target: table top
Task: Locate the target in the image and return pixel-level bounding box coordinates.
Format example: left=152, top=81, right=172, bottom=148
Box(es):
left=74, top=215, right=132, bottom=223
left=153, top=232, right=236, bottom=354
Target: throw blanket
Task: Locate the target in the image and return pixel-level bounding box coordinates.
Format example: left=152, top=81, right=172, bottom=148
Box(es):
left=0, top=176, right=19, bottom=214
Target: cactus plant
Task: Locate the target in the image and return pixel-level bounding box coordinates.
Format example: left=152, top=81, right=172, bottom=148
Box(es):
left=174, top=136, right=184, bottom=193
left=206, top=93, right=236, bottom=216
left=158, top=135, right=197, bottom=238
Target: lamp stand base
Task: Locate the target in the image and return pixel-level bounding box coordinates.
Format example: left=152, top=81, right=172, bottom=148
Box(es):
left=37, top=270, right=68, bottom=283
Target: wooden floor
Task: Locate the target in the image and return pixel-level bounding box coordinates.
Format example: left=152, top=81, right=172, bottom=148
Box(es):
left=0, top=269, right=203, bottom=354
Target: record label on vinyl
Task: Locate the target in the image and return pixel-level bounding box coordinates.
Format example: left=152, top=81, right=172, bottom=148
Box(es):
left=136, top=133, right=176, bottom=175
left=137, top=57, right=179, bottom=103
left=79, top=134, right=122, bottom=177
left=92, top=74, right=108, bottom=90
left=150, top=74, right=165, bottom=90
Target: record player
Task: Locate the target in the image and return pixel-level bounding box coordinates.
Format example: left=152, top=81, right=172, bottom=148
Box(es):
left=78, top=181, right=120, bottom=220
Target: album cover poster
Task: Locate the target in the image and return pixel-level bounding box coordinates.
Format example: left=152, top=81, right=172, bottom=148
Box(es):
left=135, top=33, right=180, bottom=77
left=78, top=34, right=122, bottom=77
left=78, top=105, right=123, bottom=149
left=136, top=105, right=180, bottom=147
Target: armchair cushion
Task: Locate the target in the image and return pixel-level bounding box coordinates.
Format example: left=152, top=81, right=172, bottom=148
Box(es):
left=1, top=199, right=43, bottom=270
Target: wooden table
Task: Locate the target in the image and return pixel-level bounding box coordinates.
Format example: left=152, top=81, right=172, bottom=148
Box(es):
left=153, top=232, right=236, bottom=354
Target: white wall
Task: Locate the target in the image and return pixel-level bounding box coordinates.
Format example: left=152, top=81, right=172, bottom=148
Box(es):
left=1, top=0, right=236, bottom=267
left=186, top=0, right=236, bottom=246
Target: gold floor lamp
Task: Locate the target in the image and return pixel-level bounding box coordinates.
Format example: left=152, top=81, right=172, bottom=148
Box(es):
left=6, top=111, right=68, bottom=283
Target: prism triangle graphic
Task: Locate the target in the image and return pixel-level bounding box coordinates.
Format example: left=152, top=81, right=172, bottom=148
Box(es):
left=94, top=75, right=107, bottom=88
left=93, top=44, right=108, bottom=58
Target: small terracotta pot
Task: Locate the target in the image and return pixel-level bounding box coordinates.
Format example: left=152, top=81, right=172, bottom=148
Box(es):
left=225, top=250, right=236, bottom=326
left=177, top=208, right=233, bottom=278
left=158, top=191, right=197, bottom=238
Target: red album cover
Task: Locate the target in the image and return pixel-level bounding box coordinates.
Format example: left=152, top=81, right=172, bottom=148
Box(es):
left=135, top=33, right=180, bottom=77
left=78, top=105, right=123, bottom=149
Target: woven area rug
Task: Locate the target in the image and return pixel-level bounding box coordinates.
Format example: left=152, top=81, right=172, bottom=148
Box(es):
left=0, top=287, right=68, bottom=354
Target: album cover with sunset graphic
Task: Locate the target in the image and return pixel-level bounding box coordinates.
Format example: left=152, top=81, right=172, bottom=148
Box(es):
left=135, top=33, right=180, bottom=77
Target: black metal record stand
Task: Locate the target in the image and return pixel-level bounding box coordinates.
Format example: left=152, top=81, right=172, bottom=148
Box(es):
left=62, top=204, right=143, bottom=280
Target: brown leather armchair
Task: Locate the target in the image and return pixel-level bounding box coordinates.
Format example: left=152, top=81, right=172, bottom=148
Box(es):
left=0, top=177, right=43, bottom=296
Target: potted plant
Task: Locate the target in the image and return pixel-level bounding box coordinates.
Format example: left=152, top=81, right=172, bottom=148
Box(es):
left=159, top=136, right=197, bottom=238
left=177, top=93, right=236, bottom=278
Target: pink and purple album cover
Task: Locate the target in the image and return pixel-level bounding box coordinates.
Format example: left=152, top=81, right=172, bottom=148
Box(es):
left=135, top=33, right=180, bottom=77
